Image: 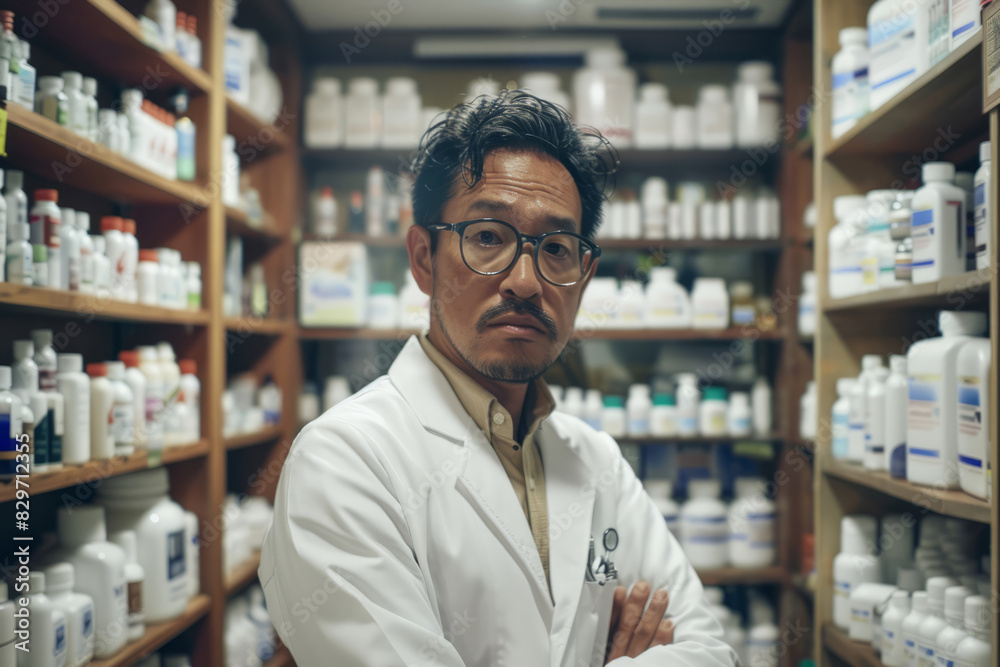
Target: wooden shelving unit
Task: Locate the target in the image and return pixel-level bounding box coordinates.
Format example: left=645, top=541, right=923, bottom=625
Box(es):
left=696, top=566, right=790, bottom=586
left=224, top=425, right=284, bottom=451
left=225, top=317, right=294, bottom=337
left=0, top=284, right=211, bottom=325
left=812, top=2, right=997, bottom=665
left=225, top=206, right=285, bottom=245
left=88, top=595, right=212, bottom=667
left=226, top=95, right=293, bottom=157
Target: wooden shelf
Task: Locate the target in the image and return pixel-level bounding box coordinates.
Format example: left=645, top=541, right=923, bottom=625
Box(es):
left=89, top=594, right=212, bottom=667
left=225, top=317, right=294, bottom=337
left=226, top=207, right=285, bottom=244
left=619, top=435, right=781, bottom=445
left=226, top=96, right=292, bottom=157
left=0, top=440, right=209, bottom=503
left=822, top=623, right=883, bottom=667
left=297, top=327, right=785, bottom=342
left=821, top=269, right=991, bottom=312
left=792, top=136, right=814, bottom=158
left=5, top=0, right=211, bottom=94
left=825, top=33, right=984, bottom=158
left=696, top=566, right=789, bottom=586
left=225, top=552, right=262, bottom=597
left=824, top=461, right=991, bottom=524
left=0, top=284, right=211, bottom=326
left=5, top=105, right=209, bottom=205
left=225, top=425, right=284, bottom=451
left=598, top=239, right=784, bottom=252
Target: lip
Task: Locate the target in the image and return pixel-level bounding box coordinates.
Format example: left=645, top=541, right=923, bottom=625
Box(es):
left=486, top=314, right=546, bottom=335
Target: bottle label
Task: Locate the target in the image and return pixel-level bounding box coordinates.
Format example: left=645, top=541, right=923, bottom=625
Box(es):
left=127, top=580, right=143, bottom=619
left=34, top=410, right=51, bottom=466
left=39, top=368, right=56, bottom=392
left=911, top=209, right=935, bottom=268
left=167, top=528, right=187, bottom=580
left=869, top=14, right=918, bottom=93
left=957, top=375, right=983, bottom=439
left=49, top=406, right=63, bottom=465
left=113, top=403, right=134, bottom=446
left=832, top=412, right=850, bottom=458
left=6, top=243, right=32, bottom=283
left=908, top=375, right=942, bottom=453
left=832, top=66, right=869, bottom=131
left=732, top=305, right=755, bottom=325
left=80, top=603, right=94, bottom=660
left=889, top=442, right=907, bottom=478
left=974, top=182, right=988, bottom=258
left=0, top=414, right=14, bottom=477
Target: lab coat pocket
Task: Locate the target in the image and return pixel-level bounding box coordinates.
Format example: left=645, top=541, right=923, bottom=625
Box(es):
left=580, top=579, right=616, bottom=667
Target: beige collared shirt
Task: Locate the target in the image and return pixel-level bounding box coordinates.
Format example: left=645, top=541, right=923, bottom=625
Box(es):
left=419, top=334, right=554, bottom=585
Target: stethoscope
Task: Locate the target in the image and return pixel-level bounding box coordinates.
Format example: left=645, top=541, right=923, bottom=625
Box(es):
left=585, top=528, right=619, bottom=585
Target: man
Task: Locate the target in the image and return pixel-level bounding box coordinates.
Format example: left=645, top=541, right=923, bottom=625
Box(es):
left=260, top=91, right=736, bottom=666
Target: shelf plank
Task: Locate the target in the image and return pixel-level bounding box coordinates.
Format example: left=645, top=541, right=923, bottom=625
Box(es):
left=0, top=440, right=209, bottom=503
left=225, top=425, right=284, bottom=451
left=5, top=105, right=209, bottom=205
left=696, top=566, right=789, bottom=586
left=297, top=327, right=785, bottom=342
left=5, top=0, right=211, bottom=94
left=226, top=96, right=292, bottom=156
left=824, top=461, right=991, bottom=524
left=822, top=623, right=883, bottom=667
left=225, top=207, right=285, bottom=244
left=225, top=317, right=294, bottom=337
left=821, top=269, right=991, bottom=312
left=618, top=435, right=781, bottom=445
left=89, top=594, right=212, bottom=667
left=225, top=552, right=262, bottom=596
left=826, top=33, right=984, bottom=158
left=0, top=284, right=210, bottom=326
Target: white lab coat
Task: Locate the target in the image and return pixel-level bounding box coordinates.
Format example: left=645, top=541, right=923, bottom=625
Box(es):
left=259, top=337, right=737, bottom=667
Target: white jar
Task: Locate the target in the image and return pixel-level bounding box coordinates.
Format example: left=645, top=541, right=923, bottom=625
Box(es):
left=644, top=267, right=692, bottom=328
left=680, top=479, right=728, bottom=569
left=916, top=578, right=962, bottom=667
left=691, top=278, right=729, bottom=329
left=953, top=596, right=992, bottom=667
left=935, top=585, right=972, bottom=664
left=670, top=105, right=696, bottom=149
left=973, top=141, right=991, bottom=270
left=699, top=387, right=728, bottom=437
left=849, top=583, right=899, bottom=643
left=634, top=83, right=670, bottom=149
left=23, top=572, right=69, bottom=667
left=848, top=355, right=882, bottom=463
left=911, top=162, right=967, bottom=283
left=29, top=189, right=61, bottom=289
left=641, top=177, right=668, bottom=238
left=304, top=77, right=344, bottom=148
left=650, top=393, right=677, bottom=437
left=382, top=77, right=421, bottom=149
left=727, top=392, right=752, bottom=437
left=715, top=199, right=732, bottom=239
left=833, top=515, right=880, bottom=631
left=56, top=354, right=90, bottom=465
left=733, top=61, right=781, bottom=148
left=728, top=477, right=776, bottom=568
left=676, top=373, right=700, bottom=437
left=108, top=530, right=146, bottom=642
left=368, top=282, right=399, bottom=329
left=868, top=0, right=925, bottom=109
left=601, top=396, right=626, bottom=437
left=344, top=78, right=381, bottom=148
left=53, top=506, right=128, bottom=659
left=572, top=47, right=636, bottom=148
left=119, top=351, right=147, bottom=450
left=98, top=468, right=190, bottom=623
left=42, top=563, right=94, bottom=667
left=798, top=271, right=817, bottom=337
left=625, top=384, right=651, bottom=436
left=831, top=27, right=870, bottom=139
left=642, top=479, right=679, bottom=535
left=695, top=85, right=733, bottom=149
left=732, top=190, right=753, bottom=239
left=87, top=363, right=114, bottom=461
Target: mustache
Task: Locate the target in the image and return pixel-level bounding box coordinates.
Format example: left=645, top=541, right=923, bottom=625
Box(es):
left=476, top=300, right=559, bottom=339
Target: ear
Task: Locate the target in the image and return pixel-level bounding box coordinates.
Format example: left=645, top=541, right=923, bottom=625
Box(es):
left=406, top=225, right=434, bottom=296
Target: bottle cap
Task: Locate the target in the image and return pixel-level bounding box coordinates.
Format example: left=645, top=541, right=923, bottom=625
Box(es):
left=964, top=595, right=990, bottom=633
left=926, top=576, right=959, bottom=610
left=314, top=77, right=341, bottom=95
left=56, top=354, right=83, bottom=374
left=76, top=211, right=91, bottom=233
left=888, top=589, right=910, bottom=610
left=157, top=342, right=176, bottom=361
left=42, top=563, right=75, bottom=594
left=704, top=386, right=727, bottom=401
left=86, top=363, right=107, bottom=377
left=652, top=393, right=675, bottom=406
left=922, top=162, right=956, bottom=183
left=82, top=77, right=97, bottom=96
left=944, top=585, right=972, bottom=620
left=912, top=591, right=929, bottom=613
left=349, top=77, right=379, bottom=95
left=105, top=361, right=126, bottom=380
left=33, top=189, right=58, bottom=203
left=179, top=359, right=197, bottom=375
left=939, top=310, right=988, bottom=337
left=802, top=271, right=817, bottom=291
left=29, top=571, right=45, bottom=594
left=833, top=195, right=867, bottom=220
left=642, top=479, right=672, bottom=500
left=889, top=354, right=906, bottom=374
left=31, top=329, right=53, bottom=349
left=737, top=61, right=774, bottom=83
left=176, top=10, right=187, bottom=26
left=320, top=186, right=334, bottom=198
left=12, top=340, right=34, bottom=361
left=61, top=71, right=82, bottom=88
left=138, top=249, right=159, bottom=262
left=123, top=219, right=136, bottom=234
left=187, top=15, right=197, bottom=33
left=386, top=77, right=418, bottom=95
left=371, top=281, right=396, bottom=296
left=688, top=478, right=722, bottom=499
left=101, top=216, right=123, bottom=232
left=839, top=27, right=868, bottom=46
left=585, top=47, right=626, bottom=68
left=836, top=378, right=855, bottom=396
left=980, top=141, right=991, bottom=164
left=603, top=395, right=624, bottom=408
left=734, top=476, right=764, bottom=499
left=840, top=514, right=877, bottom=555
left=861, top=354, right=883, bottom=371
left=639, top=82, right=668, bottom=102
left=119, top=350, right=140, bottom=368
left=57, top=505, right=108, bottom=546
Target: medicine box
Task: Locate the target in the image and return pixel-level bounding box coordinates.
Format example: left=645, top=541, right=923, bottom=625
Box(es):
left=299, top=241, right=369, bottom=327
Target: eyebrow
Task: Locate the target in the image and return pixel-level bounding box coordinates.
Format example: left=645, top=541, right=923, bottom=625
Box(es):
left=465, top=200, right=579, bottom=233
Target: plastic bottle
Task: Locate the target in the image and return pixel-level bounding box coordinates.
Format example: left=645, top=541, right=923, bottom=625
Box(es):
left=625, top=385, right=651, bottom=437
left=12, top=340, right=38, bottom=410
left=861, top=189, right=899, bottom=290
left=221, top=135, right=239, bottom=207
left=185, top=263, right=201, bottom=310
left=901, top=590, right=931, bottom=665
left=22, top=571, right=69, bottom=667
left=691, top=278, right=729, bottom=329
left=800, top=381, right=817, bottom=440
left=695, top=85, right=734, bottom=149
left=158, top=343, right=182, bottom=446
left=699, top=387, right=728, bottom=437
left=185, top=14, right=200, bottom=68
left=950, top=0, right=982, bottom=50
left=91, top=236, right=111, bottom=297
left=0, top=366, right=22, bottom=482
left=577, top=389, right=599, bottom=430
left=617, top=280, right=644, bottom=329
left=5, top=221, right=31, bottom=284
left=43, top=563, right=95, bottom=667
left=31, top=331, right=62, bottom=473
left=728, top=477, right=776, bottom=568
left=911, top=162, right=967, bottom=283
left=108, top=530, right=146, bottom=642
left=829, top=195, right=868, bottom=298
left=87, top=363, right=114, bottom=461
left=680, top=479, right=729, bottom=569
left=833, top=515, right=881, bottom=630
left=881, top=590, right=910, bottom=666
left=798, top=271, right=817, bottom=337
left=643, top=479, right=679, bottom=533
left=973, top=141, right=991, bottom=270
left=649, top=394, right=677, bottom=437
left=106, top=361, right=135, bottom=458
left=935, top=585, right=972, bottom=665
left=304, top=78, right=344, bottom=148
left=955, top=171, right=976, bottom=271
left=572, top=47, right=636, bottom=148
left=100, top=217, right=125, bottom=298
left=676, top=373, right=700, bottom=437
left=751, top=378, right=772, bottom=438
left=733, top=61, right=781, bottom=148
left=81, top=77, right=98, bottom=141
left=137, top=250, right=160, bottom=305
left=849, top=355, right=883, bottom=463
left=76, top=213, right=94, bottom=295
left=5, top=169, right=27, bottom=242
left=868, top=0, right=927, bottom=109
left=916, top=578, right=963, bottom=667
left=172, top=89, right=195, bottom=182
left=880, top=355, right=909, bottom=479
left=832, top=27, right=870, bottom=138
left=907, top=311, right=987, bottom=488
left=729, top=282, right=755, bottom=327
left=145, top=0, right=176, bottom=51
left=16, top=40, right=35, bottom=111
left=368, top=282, right=399, bottom=329
left=36, top=75, right=68, bottom=125
left=59, top=207, right=77, bottom=291
left=398, top=272, right=430, bottom=330
left=382, top=77, right=422, bottom=148
left=670, top=105, right=696, bottom=149
left=344, top=78, right=381, bottom=148
left=178, top=360, right=200, bottom=444
left=727, top=392, right=752, bottom=437
left=952, top=595, right=991, bottom=666
left=956, top=336, right=990, bottom=500
left=138, top=346, right=165, bottom=450
left=520, top=71, right=570, bottom=112
left=601, top=396, right=626, bottom=437
left=30, top=189, right=61, bottom=289
left=634, top=83, right=671, bottom=149
left=56, top=354, right=90, bottom=465
left=184, top=510, right=199, bottom=598
left=644, top=267, right=692, bottom=328
left=314, top=187, right=337, bottom=238
left=61, top=71, right=87, bottom=137
left=98, top=469, right=189, bottom=623
left=118, top=351, right=147, bottom=450
left=863, top=366, right=890, bottom=471
left=52, top=506, right=128, bottom=659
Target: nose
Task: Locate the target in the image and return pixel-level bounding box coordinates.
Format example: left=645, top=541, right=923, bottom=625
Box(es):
left=499, top=240, right=543, bottom=301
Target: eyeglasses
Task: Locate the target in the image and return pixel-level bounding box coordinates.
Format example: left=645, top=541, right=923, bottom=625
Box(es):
left=427, top=218, right=601, bottom=287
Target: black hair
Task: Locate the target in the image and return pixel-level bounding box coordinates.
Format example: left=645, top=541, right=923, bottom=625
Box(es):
left=411, top=89, right=618, bottom=243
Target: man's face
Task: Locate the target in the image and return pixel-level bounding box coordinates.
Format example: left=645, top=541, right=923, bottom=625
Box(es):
left=427, top=148, right=596, bottom=383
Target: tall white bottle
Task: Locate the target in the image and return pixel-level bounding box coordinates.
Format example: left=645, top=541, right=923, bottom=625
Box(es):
left=55, top=354, right=90, bottom=465
left=21, top=571, right=68, bottom=667
left=832, top=378, right=854, bottom=460
left=864, top=366, right=890, bottom=470
left=751, top=378, right=772, bottom=437
left=87, top=363, right=114, bottom=461
left=849, top=355, right=883, bottom=463
left=911, top=162, right=967, bottom=284
left=884, top=355, right=909, bottom=479
left=956, top=337, right=990, bottom=500
left=42, top=563, right=95, bottom=667
left=952, top=595, right=992, bottom=666
left=907, top=311, right=987, bottom=489
left=833, top=514, right=880, bottom=630
left=973, top=141, right=991, bottom=270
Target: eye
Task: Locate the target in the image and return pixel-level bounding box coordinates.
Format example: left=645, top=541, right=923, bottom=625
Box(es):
left=542, top=239, right=571, bottom=258
left=471, top=230, right=504, bottom=246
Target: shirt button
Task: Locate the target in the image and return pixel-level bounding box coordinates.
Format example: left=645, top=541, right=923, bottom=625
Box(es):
left=493, top=413, right=505, bottom=425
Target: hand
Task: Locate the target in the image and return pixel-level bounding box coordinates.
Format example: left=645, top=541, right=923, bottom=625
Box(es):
left=604, top=581, right=674, bottom=664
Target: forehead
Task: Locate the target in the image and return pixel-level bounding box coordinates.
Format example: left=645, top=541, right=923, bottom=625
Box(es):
left=445, top=149, right=583, bottom=232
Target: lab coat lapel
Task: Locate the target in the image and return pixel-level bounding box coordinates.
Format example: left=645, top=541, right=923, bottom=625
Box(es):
left=538, top=422, right=597, bottom=667
left=388, top=336, right=474, bottom=443
left=455, top=426, right=554, bottom=626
